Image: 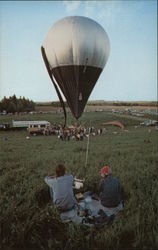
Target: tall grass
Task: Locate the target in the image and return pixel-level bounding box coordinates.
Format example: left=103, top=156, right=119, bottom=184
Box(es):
left=0, top=112, right=157, bottom=250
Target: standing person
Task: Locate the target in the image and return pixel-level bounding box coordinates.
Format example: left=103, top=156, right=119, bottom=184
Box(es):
left=63, top=128, right=68, bottom=141
left=59, top=127, right=63, bottom=140
left=80, top=131, right=84, bottom=141
left=44, top=164, right=77, bottom=211
left=67, top=129, right=70, bottom=141
left=99, top=165, right=123, bottom=216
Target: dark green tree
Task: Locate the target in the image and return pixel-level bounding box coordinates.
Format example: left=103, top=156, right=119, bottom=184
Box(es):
left=0, top=95, right=35, bottom=113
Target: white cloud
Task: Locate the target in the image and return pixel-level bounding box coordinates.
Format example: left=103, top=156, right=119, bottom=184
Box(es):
left=83, top=1, right=120, bottom=27
left=84, top=1, right=99, bottom=17
left=63, top=1, right=81, bottom=13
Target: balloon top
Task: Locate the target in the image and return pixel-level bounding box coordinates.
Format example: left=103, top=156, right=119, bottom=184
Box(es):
left=42, top=16, right=110, bottom=70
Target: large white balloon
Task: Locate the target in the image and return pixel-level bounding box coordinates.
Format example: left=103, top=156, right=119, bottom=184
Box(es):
left=41, top=16, right=110, bottom=120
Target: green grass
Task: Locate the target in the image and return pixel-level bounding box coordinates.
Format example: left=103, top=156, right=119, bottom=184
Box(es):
left=0, top=112, right=158, bottom=250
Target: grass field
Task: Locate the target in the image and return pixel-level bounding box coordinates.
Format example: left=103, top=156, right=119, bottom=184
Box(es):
left=0, top=111, right=158, bottom=250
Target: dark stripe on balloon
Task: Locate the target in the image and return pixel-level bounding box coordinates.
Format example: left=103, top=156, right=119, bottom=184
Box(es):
left=51, top=65, right=102, bottom=119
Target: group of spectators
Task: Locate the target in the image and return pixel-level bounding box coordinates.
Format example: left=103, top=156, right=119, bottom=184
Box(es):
left=58, top=126, right=103, bottom=141
left=47, top=125, right=104, bottom=141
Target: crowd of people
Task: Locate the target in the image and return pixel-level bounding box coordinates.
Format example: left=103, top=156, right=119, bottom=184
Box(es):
left=43, top=123, right=104, bottom=141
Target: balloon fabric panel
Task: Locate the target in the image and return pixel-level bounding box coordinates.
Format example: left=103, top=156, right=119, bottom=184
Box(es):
left=51, top=65, right=102, bottom=119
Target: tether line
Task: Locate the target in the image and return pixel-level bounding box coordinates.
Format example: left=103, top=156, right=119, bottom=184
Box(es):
left=84, top=120, right=91, bottom=171
left=41, top=46, right=67, bottom=128
left=85, top=132, right=90, bottom=169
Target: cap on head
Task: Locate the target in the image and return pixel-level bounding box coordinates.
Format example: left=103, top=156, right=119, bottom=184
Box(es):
left=101, top=166, right=112, bottom=176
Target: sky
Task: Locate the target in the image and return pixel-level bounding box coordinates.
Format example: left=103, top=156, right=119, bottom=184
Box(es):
left=0, top=0, right=157, bottom=102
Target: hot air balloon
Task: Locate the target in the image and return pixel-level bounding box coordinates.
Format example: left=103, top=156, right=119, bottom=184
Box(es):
left=41, top=16, right=110, bottom=127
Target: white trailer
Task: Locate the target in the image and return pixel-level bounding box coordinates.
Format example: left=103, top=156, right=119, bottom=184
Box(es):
left=12, top=120, right=50, bottom=128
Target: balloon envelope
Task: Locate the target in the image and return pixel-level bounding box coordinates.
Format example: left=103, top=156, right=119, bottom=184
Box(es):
left=42, top=16, right=110, bottom=119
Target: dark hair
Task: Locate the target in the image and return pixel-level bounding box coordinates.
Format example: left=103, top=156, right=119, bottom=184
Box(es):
left=55, top=164, right=66, bottom=177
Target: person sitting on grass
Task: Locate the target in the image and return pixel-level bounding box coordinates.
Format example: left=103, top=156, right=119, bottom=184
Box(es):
left=44, top=163, right=77, bottom=211
left=99, top=165, right=123, bottom=216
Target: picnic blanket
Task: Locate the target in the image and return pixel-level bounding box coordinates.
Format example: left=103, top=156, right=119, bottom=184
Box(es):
left=60, top=192, right=123, bottom=227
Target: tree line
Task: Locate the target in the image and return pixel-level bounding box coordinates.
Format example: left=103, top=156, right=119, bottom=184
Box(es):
left=0, top=95, right=35, bottom=113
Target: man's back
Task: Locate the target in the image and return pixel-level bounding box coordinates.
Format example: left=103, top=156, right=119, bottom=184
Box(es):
left=45, top=174, right=76, bottom=211
left=99, top=175, right=121, bottom=207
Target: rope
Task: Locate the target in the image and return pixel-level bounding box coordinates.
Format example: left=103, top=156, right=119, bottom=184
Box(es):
left=84, top=121, right=91, bottom=170
left=85, top=132, right=90, bottom=169
left=41, top=46, right=67, bottom=128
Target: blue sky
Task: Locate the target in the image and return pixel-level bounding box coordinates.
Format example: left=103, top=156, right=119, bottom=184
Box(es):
left=0, top=0, right=157, bottom=102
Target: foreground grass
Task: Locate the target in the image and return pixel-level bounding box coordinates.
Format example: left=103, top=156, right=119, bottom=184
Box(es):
left=0, top=112, right=158, bottom=250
